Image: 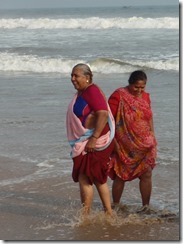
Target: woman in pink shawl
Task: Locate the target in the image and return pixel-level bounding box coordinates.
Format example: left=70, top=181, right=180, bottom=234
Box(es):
left=108, top=70, right=157, bottom=209
left=66, top=63, right=115, bottom=216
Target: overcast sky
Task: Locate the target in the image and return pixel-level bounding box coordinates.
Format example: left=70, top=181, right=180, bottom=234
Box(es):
left=0, top=0, right=178, bottom=9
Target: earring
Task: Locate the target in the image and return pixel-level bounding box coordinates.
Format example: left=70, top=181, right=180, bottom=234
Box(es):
left=86, top=80, right=89, bottom=83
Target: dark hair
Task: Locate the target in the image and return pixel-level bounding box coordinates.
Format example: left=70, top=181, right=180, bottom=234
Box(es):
left=128, top=70, right=147, bottom=84
left=72, top=63, right=93, bottom=83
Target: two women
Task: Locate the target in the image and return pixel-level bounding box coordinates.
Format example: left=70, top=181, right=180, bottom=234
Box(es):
left=66, top=65, right=157, bottom=215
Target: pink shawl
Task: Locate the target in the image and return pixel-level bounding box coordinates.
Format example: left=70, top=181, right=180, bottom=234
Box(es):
left=66, top=94, right=115, bottom=158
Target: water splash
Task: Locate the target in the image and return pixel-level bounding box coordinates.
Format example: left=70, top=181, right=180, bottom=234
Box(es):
left=31, top=202, right=178, bottom=231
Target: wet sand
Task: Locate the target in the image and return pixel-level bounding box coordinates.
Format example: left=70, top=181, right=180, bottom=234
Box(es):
left=0, top=157, right=180, bottom=241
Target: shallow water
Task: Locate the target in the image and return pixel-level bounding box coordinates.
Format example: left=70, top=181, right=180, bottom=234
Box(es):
left=0, top=70, right=179, bottom=214
left=0, top=155, right=180, bottom=241
left=0, top=4, right=179, bottom=241
left=29, top=202, right=179, bottom=241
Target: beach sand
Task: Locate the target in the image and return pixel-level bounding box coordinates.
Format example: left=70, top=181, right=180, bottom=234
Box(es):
left=0, top=156, right=180, bottom=241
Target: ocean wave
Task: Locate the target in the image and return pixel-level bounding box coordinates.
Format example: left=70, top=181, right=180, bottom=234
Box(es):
left=0, top=53, right=179, bottom=74
left=0, top=17, right=178, bottom=29
left=90, top=57, right=179, bottom=73
left=0, top=52, right=82, bottom=73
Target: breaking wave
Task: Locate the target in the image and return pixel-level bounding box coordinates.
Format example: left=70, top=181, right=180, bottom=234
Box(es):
left=0, top=53, right=179, bottom=74
left=0, top=17, right=178, bottom=29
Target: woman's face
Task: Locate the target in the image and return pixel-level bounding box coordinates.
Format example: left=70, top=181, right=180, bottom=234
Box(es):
left=71, top=68, right=89, bottom=91
left=128, top=80, right=146, bottom=97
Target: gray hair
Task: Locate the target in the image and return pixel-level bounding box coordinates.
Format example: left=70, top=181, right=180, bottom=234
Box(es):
left=72, top=63, right=93, bottom=83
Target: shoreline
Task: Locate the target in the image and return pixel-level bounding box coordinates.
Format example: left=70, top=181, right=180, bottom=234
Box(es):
left=0, top=157, right=180, bottom=241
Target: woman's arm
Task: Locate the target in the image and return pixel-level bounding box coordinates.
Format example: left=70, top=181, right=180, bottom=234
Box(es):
left=108, top=91, right=120, bottom=119
left=84, top=110, right=108, bottom=152
left=91, top=110, right=108, bottom=138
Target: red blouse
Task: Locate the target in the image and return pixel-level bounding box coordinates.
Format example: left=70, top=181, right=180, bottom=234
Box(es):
left=74, top=84, right=108, bottom=125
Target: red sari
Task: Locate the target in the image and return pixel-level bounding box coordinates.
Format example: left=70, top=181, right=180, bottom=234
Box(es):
left=108, top=87, right=157, bottom=181
left=72, top=125, right=114, bottom=185
left=67, top=84, right=115, bottom=185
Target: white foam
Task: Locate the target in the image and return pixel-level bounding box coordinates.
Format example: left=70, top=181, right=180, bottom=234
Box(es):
left=0, top=17, right=178, bottom=30
left=128, top=58, right=179, bottom=72
left=0, top=53, right=179, bottom=73
left=0, top=157, right=72, bottom=186
left=0, top=52, right=84, bottom=73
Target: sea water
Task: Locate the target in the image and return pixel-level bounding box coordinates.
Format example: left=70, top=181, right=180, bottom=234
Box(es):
left=0, top=4, right=179, bottom=240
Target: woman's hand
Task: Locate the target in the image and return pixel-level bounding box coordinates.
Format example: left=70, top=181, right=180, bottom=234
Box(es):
left=84, top=136, right=97, bottom=152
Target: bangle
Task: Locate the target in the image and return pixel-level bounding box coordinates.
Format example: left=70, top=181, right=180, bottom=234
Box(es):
left=91, top=135, right=99, bottom=139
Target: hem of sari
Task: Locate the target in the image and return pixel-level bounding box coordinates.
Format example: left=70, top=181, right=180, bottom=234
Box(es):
left=72, top=138, right=115, bottom=185
left=109, top=163, right=156, bottom=181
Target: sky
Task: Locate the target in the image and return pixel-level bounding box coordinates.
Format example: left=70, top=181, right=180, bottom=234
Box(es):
left=0, top=0, right=178, bottom=9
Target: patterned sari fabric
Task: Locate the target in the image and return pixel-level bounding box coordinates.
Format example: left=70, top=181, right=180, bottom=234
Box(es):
left=109, top=87, right=157, bottom=181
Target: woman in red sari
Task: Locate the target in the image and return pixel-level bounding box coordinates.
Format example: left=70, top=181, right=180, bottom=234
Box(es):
left=108, top=70, right=157, bottom=209
left=66, top=63, right=115, bottom=216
